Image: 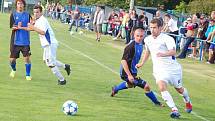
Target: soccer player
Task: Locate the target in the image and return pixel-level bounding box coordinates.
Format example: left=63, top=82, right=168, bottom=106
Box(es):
left=27, top=5, right=71, bottom=85
left=136, top=18, right=192, bottom=118
left=111, top=27, right=162, bottom=106
left=9, top=0, right=32, bottom=80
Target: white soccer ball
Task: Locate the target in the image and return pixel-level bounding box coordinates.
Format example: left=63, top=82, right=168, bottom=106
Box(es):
left=79, top=31, right=83, bottom=35
left=70, top=31, right=74, bottom=35
left=62, top=100, right=78, bottom=116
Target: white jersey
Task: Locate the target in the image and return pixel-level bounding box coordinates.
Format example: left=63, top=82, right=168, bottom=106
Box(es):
left=144, top=33, right=181, bottom=74
left=34, top=15, right=58, bottom=47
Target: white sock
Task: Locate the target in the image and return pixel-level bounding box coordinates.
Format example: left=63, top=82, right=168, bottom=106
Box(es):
left=56, top=60, right=65, bottom=68
left=51, top=66, right=64, bottom=81
left=181, top=88, right=190, bottom=103
left=161, top=91, right=178, bottom=111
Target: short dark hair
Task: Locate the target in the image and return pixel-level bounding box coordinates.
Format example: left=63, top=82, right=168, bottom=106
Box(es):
left=133, top=26, right=145, bottom=32
left=150, top=18, right=163, bottom=27
left=34, top=5, right=43, bottom=12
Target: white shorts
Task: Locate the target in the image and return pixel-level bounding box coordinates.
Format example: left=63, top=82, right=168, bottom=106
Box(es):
left=43, top=44, right=58, bottom=67
left=153, top=70, right=183, bottom=88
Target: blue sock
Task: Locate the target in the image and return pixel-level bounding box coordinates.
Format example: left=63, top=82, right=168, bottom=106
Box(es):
left=145, top=91, right=160, bottom=105
left=25, top=63, right=31, bottom=76
left=114, top=81, right=128, bottom=92
left=10, top=62, right=16, bottom=71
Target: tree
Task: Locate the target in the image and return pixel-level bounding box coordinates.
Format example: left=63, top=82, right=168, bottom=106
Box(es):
left=187, top=0, right=215, bottom=14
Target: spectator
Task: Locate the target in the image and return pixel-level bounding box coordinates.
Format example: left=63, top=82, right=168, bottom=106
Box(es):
left=154, top=10, right=164, bottom=26
left=177, top=14, right=199, bottom=59
left=93, top=5, right=104, bottom=42
left=69, top=5, right=80, bottom=32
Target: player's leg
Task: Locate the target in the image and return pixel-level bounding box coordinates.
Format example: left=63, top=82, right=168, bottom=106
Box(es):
left=133, top=77, right=162, bottom=106
left=111, top=76, right=132, bottom=97
left=157, top=80, right=180, bottom=118
left=175, top=87, right=192, bottom=113
left=22, top=46, right=32, bottom=80
left=51, top=44, right=71, bottom=76
left=44, top=45, right=66, bottom=85
left=9, top=45, right=20, bottom=78
left=172, top=72, right=192, bottom=113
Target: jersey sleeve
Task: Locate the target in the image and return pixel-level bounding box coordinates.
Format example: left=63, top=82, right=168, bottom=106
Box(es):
left=165, top=35, right=176, bottom=50
left=144, top=38, right=150, bottom=52
left=122, top=43, right=134, bottom=62
left=35, top=19, right=48, bottom=33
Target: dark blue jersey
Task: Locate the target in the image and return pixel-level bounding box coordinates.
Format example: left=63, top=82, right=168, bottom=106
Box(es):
left=120, top=40, right=143, bottom=77
left=10, top=11, right=31, bottom=46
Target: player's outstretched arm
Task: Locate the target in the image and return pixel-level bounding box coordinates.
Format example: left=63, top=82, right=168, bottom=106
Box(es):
left=27, top=23, right=45, bottom=35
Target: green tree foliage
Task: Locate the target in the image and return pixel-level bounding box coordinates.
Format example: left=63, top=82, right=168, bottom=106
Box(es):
left=186, top=0, right=215, bottom=14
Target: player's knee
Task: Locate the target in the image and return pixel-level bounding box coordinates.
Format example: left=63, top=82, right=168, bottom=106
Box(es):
left=144, top=84, right=151, bottom=91
left=175, top=87, right=184, bottom=94
left=134, top=78, right=147, bottom=89
left=10, top=59, right=16, bottom=64
left=127, top=82, right=134, bottom=88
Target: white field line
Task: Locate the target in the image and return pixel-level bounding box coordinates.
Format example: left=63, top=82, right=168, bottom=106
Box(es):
left=59, top=40, right=210, bottom=121
left=59, top=41, right=119, bottom=76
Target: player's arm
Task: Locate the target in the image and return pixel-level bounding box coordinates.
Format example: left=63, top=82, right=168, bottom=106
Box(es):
left=157, top=48, right=176, bottom=57
left=121, top=45, right=134, bottom=82
left=157, top=36, right=176, bottom=57
left=27, top=23, right=46, bottom=35
left=121, top=60, right=134, bottom=82
left=136, top=49, right=150, bottom=68
left=10, top=13, right=18, bottom=31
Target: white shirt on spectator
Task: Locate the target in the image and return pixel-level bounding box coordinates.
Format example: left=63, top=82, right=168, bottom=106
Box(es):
left=168, top=18, right=178, bottom=32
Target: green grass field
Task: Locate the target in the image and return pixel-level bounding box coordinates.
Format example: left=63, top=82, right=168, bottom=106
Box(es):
left=0, top=13, right=215, bottom=121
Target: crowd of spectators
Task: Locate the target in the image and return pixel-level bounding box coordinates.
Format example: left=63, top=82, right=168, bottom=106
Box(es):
left=40, top=1, right=215, bottom=64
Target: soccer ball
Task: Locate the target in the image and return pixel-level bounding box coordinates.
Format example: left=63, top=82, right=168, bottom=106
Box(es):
left=79, top=31, right=83, bottom=35
left=70, top=31, right=74, bottom=35
left=62, top=100, right=78, bottom=116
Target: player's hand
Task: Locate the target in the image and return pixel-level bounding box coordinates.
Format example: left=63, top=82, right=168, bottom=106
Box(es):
left=128, top=75, right=134, bottom=83
left=156, top=52, right=165, bottom=57
left=12, top=26, right=18, bottom=30
left=27, top=23, right=34, bottom=31
left=135, top=63, right=143, bottom=68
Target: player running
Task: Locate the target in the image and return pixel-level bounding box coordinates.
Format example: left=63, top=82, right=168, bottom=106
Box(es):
left=136, top=18, right=192, bottom=118
left=27, top=5, right=71, bottom=85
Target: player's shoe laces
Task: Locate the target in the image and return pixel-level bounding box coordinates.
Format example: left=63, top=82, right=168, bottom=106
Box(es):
left=170, top=110, right=180, bottom=119
left=111, top=86, right=118, bottom=97
left=185, top=102, right=192, bottom=113
left=65, top=64, right=71, bottom=76
left=10, top=70, right=16, bottom=78
left=58, top=80, right=67, bottom=85
left=26, top=76, right=32, bottom=81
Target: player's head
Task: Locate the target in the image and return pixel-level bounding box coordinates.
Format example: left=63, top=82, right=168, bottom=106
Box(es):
left=15, top=0, right=26, bottom=12
left=33, top=5, right=43, bottom=19
left=150, top=18, right=162, bottom=37
left=133, top=26, right=145, bottom=43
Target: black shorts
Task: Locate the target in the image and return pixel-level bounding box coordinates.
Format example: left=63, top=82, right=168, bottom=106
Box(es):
left=10, top=45, right=31, bottom=58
